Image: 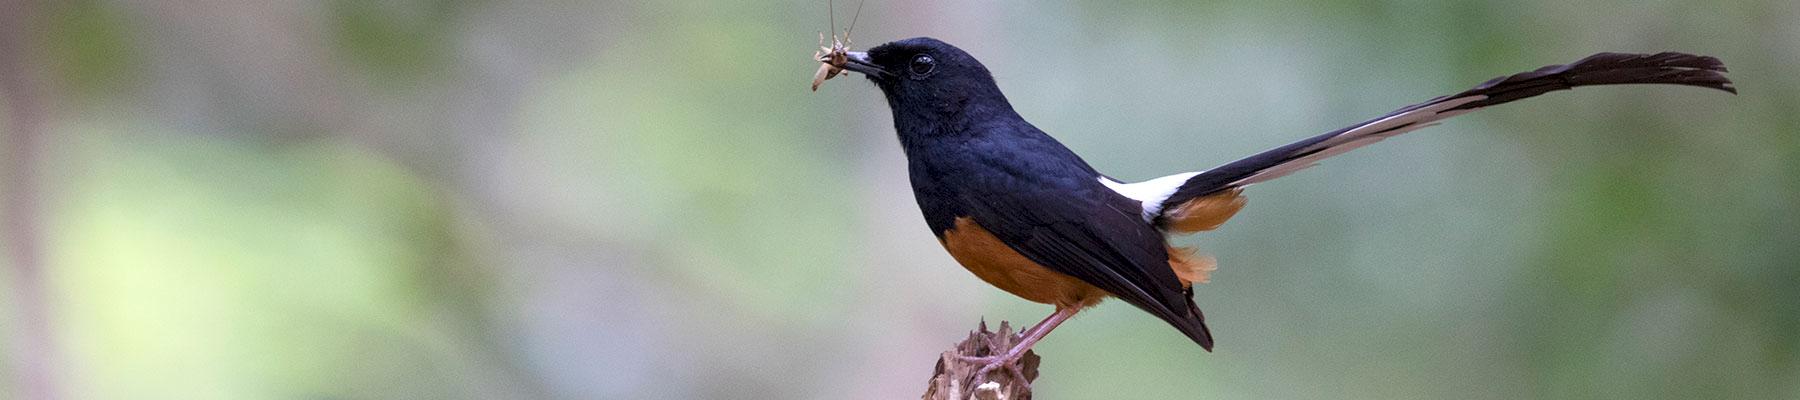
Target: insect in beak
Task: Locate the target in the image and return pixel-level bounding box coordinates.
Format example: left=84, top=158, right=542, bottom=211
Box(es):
left=810, top=0, right=865, bottom=91
left=812, top=31, right=851, bottom=91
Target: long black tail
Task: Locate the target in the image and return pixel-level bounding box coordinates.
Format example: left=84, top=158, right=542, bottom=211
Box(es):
left=1153, top=52, right=1734, bottom=222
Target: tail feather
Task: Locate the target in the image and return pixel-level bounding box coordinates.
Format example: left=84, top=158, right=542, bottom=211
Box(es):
left=1152, top=52, right=1734, bottom=225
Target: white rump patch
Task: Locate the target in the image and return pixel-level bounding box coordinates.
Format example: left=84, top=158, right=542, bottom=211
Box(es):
left=1100, top=172, right=1200, bottom=222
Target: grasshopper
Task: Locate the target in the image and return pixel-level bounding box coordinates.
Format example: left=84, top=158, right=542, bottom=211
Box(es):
left=811, top=0, right=864, bottom=91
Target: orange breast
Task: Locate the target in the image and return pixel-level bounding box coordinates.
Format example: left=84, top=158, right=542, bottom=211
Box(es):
left=939, top=217, right=1108, bottom=309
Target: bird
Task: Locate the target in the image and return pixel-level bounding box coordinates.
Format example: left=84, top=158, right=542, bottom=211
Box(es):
left=817, top=36, right=1734, bottom=376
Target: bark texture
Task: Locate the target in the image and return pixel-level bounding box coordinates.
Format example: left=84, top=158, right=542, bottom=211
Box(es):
left=922, top=320, right=1040, bottom=400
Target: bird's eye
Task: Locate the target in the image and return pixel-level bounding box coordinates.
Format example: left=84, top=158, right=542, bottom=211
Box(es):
left=909, top=54, right=936, bottom=76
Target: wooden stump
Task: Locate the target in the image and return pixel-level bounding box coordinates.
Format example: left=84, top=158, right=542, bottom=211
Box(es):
left=922, top=320, right=1040, bottom=400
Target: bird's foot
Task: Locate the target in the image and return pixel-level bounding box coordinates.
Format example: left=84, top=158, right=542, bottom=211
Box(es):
left=953, top=352, right=1030, bottom=385
left=979, top=362, right=1031, bottom=387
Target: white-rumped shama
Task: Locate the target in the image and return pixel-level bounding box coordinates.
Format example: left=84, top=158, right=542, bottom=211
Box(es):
left=818, top=37, right=1733, bottom=375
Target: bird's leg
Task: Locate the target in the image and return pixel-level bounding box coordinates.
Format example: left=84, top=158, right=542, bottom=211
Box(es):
left=1009, top=310, right=1058, bottom=341
left=953, top=306, right=1080, bottom=381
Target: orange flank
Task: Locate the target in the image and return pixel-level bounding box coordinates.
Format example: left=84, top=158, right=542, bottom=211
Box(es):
left=940, top=217, right=1108, bottom=309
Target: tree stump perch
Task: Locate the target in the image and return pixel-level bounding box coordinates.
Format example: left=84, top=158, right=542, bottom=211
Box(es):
left=921, top=320, right=1040, bottom=400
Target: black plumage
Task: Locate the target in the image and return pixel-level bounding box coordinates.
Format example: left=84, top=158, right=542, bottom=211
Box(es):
left=868, top=38, right=1214, bottom=348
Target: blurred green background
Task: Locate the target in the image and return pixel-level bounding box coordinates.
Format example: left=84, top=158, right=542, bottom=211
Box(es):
left=0, top=0, right=1795, bottom=399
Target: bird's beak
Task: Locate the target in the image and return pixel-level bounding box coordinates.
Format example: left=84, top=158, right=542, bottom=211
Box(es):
left=837, top=51, right=888, bottom=78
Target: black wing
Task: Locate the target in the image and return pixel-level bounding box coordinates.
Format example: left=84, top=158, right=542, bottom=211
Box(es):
left=961, top=176, right=1215, bottom=350
left=1157, top=52, right=1735, bottom=215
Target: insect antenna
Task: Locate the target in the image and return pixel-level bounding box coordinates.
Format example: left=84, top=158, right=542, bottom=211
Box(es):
left=844, top=0, right=866, bottom=43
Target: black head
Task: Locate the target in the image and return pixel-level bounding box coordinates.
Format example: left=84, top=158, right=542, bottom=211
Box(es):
left=837, top=37, right=1019, bottom=142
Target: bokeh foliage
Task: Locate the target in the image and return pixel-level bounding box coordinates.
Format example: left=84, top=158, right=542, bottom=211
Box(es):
left=2, top=0, right=1795, bottom=399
